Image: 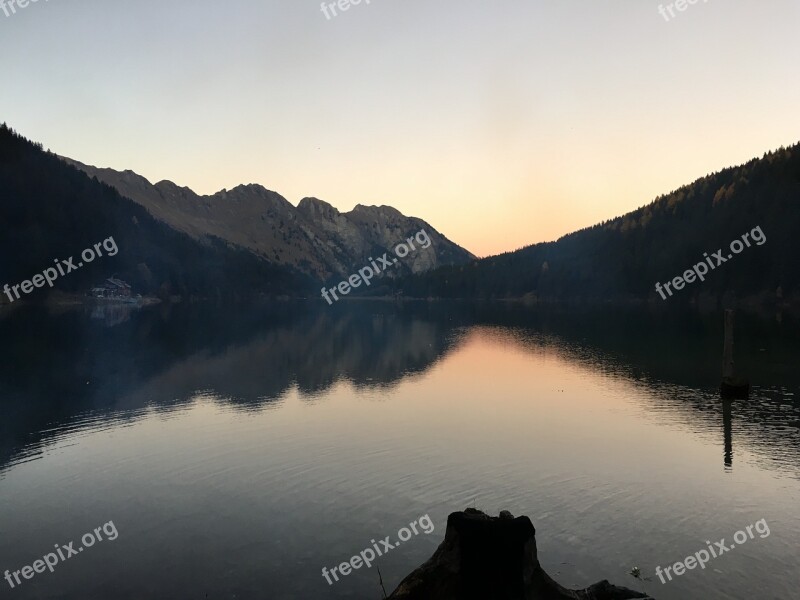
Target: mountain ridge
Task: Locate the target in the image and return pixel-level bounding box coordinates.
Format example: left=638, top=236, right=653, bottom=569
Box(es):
left=0, top=124, right=311, bottom=301
left=62, top=157, right=476, bottom=280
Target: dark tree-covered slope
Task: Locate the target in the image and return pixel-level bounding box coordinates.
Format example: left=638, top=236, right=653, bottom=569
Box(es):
left=401, top=143, right=800, bottom=303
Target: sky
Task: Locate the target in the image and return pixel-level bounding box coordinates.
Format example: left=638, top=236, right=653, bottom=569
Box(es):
left=1, top=0, right=799, bottom=257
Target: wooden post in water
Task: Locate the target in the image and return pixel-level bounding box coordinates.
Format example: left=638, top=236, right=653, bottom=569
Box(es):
left=720, top=309, right=749, bottom=399
left=722, top=310, right=735, bottom=380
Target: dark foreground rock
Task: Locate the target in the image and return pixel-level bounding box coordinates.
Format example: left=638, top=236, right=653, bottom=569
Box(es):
left=388, top=509, right=654, bottom=600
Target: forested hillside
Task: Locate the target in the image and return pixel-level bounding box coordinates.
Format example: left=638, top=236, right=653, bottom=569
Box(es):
left=400, top=144, right=800, bottom=303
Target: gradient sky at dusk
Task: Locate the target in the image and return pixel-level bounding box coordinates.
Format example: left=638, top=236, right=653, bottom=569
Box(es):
left=2, top=0, right=799, bottom=256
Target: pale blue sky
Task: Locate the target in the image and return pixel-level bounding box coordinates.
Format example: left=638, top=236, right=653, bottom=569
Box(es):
left=2, top=0, right=799, bottom=255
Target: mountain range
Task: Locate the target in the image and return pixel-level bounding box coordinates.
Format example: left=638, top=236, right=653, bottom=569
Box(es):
left=2, top=122, right=798, bottom=305
left=63, top=157, right=475, bottom=280
left=0, top=123, right=473, bottom=301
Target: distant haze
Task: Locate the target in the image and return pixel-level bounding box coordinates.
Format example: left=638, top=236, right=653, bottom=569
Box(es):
left=1, top=0, right=799, bottom=256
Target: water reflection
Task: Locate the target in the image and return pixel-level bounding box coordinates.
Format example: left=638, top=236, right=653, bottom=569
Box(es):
left=88, top=301, right=140, bottom=327
left=1, top=301, right=798, bottom=480
left=724, top=399, right=733, bottom=471
left=1, top=301, right=799, bottom=600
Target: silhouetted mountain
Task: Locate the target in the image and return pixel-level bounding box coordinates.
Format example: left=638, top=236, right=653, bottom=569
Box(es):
left=63, top=158, right=475, bottom=280
left=401, top=143, right=800, bottom=304
left=0, top=124, right=310, bottom=299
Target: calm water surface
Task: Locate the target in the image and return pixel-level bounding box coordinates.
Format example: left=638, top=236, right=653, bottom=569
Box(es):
left=1, top=302, right=798, bottom=599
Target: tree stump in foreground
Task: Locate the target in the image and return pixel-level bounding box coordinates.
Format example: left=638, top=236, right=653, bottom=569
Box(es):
left=388, top=509, right=655, bottom=600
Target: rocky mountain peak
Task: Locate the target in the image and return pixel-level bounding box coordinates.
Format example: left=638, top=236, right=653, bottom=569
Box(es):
left=298, top=197, right=340, bottom=217
left=154, top=180, right=194, bottom=195
left=349, top=203, right=405, bottom=219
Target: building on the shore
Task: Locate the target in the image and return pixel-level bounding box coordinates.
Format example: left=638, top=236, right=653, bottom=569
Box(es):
left=88, top=277, right=133, bottom=299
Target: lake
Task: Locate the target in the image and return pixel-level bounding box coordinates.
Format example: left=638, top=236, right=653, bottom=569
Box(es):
left=1, top=301, right=798, bottom=599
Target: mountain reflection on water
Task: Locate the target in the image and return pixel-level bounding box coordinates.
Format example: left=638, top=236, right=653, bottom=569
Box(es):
left=2, top=300, right=798, bottom=480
